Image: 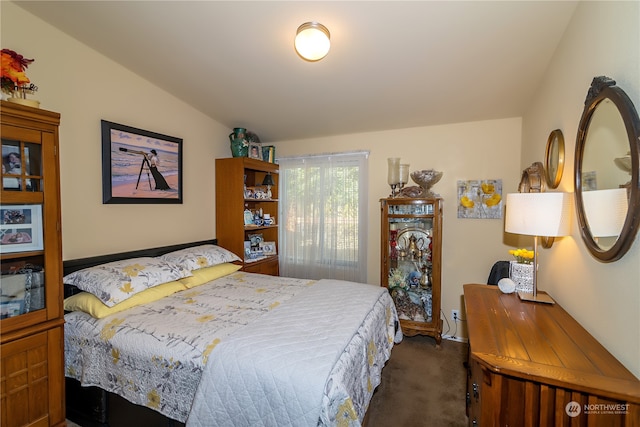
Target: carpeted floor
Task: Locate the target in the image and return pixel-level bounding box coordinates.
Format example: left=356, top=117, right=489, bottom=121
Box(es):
left=67, top=335, right=468, bottom=427
left=366, top=335, right=469, bottom=427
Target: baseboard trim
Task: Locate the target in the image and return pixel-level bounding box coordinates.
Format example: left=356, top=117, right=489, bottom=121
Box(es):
left=442, top=334, right=468, bottom=343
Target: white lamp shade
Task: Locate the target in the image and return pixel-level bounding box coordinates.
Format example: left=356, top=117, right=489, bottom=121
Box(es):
left=295, top=22, right=330, bottom=61
left=582, top=188, right=628, bottom=237
left=505, top=192, right=573, bottom=237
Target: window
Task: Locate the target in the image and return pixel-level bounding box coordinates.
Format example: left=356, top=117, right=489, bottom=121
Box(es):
left=278, top=151, right=369, bottom=282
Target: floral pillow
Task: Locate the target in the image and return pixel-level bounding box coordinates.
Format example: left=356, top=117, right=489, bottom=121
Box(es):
left=159, top=244, right=241, bottom=271
left=63, top=257, right=192, bottom=307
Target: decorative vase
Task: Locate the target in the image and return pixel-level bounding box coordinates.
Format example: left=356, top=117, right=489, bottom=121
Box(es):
left=6, top=85, right=40, bottom=108
left=509, top=261, right=533, bottom=293
left=229, top=127, right=248, bottom=157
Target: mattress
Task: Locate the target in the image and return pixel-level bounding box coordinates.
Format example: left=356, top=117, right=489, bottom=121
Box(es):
left=64, top=271, right=400, bottom=425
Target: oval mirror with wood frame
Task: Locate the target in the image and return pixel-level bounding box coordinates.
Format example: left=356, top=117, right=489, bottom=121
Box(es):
left=544, top=129, right=565, bottom=189
left=574, top=76, right=640, bottom=262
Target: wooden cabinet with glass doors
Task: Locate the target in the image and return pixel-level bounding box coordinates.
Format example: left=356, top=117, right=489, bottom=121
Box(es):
left=0, top=101, right=65, bottom=427
left=380, top=197, right=442, bottom=344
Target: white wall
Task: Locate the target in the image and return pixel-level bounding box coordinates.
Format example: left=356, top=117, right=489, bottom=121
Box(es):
left=4, top=0, right=524, bottom=347
left=274, top=1, right=640, bottom=377
left=274, top=118, right=523, bottom=340
left=1, top=2, right=230, bottom=259
left=4, top=0, right=638, bottom=377
left=521, top=1, right=639, bottom=376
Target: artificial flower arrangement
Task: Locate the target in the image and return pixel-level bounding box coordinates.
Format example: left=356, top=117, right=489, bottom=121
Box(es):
left=1, top=49, right=38, bottom=98
left=509, top=248, right=534, bottom=264
left=388, top=268, right=408, bottom=290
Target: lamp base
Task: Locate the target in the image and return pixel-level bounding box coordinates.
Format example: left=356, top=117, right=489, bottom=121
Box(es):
left=518, top=291, right=555, bottom=304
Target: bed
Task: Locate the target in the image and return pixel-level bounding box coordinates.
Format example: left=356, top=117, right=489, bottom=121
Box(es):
left=63, top=240, right=401, bottom=426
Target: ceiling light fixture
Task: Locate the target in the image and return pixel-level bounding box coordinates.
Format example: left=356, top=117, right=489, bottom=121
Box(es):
left=294, top=22, right=330, bottom=62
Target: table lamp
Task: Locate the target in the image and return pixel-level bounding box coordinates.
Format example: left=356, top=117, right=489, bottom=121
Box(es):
left=262, top=173, right=275, bottom=198
left=504, top=192, right=573, bottom=304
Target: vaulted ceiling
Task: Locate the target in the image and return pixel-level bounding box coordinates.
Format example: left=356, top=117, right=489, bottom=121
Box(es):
left=15, top=1, right=578, bottom=142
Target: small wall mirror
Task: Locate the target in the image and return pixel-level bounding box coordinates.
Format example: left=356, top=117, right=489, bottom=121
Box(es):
left=544, top=129, right=565, bottom=189
left=574, top=76, right=640, bottom=262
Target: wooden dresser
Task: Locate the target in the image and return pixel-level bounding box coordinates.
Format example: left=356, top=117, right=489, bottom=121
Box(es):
left=464, top=284, right=639, bottom=427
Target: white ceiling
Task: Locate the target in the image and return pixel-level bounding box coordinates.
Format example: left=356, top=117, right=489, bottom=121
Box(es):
left=15, top=1, right=578, bottom=142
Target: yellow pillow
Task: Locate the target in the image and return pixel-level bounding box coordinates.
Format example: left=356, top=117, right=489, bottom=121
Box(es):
left=64, top=280, right=186, bottom=318
left=179, top=263, right=242, bottom=288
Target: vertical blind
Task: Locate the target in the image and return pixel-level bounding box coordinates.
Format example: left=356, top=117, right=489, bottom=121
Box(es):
left=278, top=151, right=369, bottom=282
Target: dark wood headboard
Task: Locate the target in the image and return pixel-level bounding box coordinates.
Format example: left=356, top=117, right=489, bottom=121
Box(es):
left=63, top=239, right=217, bottom=298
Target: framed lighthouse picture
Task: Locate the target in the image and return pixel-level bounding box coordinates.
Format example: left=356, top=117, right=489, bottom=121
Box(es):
left=101, top=120, right=183, bottom=204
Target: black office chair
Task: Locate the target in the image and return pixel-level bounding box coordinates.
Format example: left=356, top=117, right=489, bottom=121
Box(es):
left=487, top=261, right=510, bottom=285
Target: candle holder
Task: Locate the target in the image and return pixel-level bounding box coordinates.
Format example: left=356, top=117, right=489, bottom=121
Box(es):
left=398, top=163, right=410, bottom=196
left=390, top=183, right=400, bottom=198
left=387, top=157, right=400, bottom=198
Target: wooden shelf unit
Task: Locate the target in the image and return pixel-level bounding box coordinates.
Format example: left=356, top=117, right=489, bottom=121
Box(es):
left=215, top=157, right=279, bottom=276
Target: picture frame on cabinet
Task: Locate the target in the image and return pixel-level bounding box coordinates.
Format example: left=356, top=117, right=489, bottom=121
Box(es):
left=262, top=145, right=275, bottom=163
left=245, top=238, right=264, bottom=260
left=2, top=143, right=29, bottom=190
left=248, top=143, right=262, bottom=160
left=101, top=120, right=183, bottom=204
left=0, top=205, right=43, bottom=253
left=260, top=241, right=276, bottom=255
left=248, top=233, right=264, bottom=250
left=244, top=209, right=254, bottom=225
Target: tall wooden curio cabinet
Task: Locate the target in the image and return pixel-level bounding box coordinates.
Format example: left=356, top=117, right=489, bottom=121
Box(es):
left=380, top=197, right=442, bottom=344
left=0, top=101, right=65, bottom=426
left=216, top=157, right=279, bottom=276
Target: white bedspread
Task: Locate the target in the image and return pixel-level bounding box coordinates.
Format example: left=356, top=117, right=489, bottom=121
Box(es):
left=187, top=279, right=398, bottom=427
left=65, top=272, right=400, bottom=425
left=65, top=272, right=314, bottom=422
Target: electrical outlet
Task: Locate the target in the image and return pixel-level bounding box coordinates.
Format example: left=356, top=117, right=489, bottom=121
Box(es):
left=451, top=309, right=460, bottom=322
